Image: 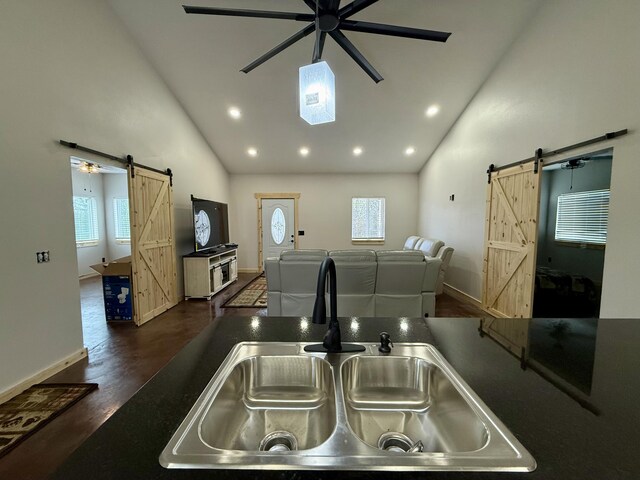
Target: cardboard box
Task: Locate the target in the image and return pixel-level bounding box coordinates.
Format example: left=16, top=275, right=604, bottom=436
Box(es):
left=90, top=256, right=133, bottom=322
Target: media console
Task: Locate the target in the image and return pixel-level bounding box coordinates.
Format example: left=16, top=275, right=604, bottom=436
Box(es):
left=183, top=247, right=238, bottom=300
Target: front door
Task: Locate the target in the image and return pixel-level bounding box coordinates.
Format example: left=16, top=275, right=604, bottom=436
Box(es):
left=261, top=198, right=295, bottom=260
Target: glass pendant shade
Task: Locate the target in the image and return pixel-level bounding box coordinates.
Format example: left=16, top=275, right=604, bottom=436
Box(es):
left=299, top=61, right=335, bottom=125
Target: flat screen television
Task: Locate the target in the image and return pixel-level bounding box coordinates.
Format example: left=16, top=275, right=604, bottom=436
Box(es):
left=191, top=196, right=229, bottom=252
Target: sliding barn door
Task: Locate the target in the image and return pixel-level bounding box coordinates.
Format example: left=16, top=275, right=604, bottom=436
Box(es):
left=128, top=167, right=178, bottom=326
left=481, top=161, right=542, bottom=356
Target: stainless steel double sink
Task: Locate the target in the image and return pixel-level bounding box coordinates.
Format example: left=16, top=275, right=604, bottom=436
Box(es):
left=160, top=342, right=536, bottom=471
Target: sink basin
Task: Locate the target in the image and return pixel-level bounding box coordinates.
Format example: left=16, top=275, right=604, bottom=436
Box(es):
left=200, top=355, right=335, bottom=451
left=342, top=355, right=488, bottom=453
left=160, top=342, right=536, bottom=471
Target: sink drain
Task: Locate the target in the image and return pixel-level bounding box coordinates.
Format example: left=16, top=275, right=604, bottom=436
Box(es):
left=378, top=432, right=423, bottom=453
left=259, top=431, right=298, bottom=452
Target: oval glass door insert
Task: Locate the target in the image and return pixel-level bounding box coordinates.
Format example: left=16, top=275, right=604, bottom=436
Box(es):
left=271, top=207, right=286, bottom=245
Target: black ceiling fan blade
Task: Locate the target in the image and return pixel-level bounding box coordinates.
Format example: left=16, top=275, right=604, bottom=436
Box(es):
left=312, top=31, right=327, bottom=62
left=183, top=5, right=315, bottom=22
left=241, top=23, right=316, bottom=73
left=326, top=0, right=342, bottom=10
left=302, top=0, right=319, bottom=12
left=329, top=30, right=383, bottom=83
left=339, top=20, right=451, bottom=42
left=339, top=0, right=379, bottom=19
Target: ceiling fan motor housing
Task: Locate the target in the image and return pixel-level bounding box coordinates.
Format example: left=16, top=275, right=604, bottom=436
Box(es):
left=319, top=13, right=340, bottom=32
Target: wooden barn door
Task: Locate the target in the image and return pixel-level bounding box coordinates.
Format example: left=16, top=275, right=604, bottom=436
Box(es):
left=128, top=166, right=178, bottom=326
left=482, top=160, right=542, bottom=356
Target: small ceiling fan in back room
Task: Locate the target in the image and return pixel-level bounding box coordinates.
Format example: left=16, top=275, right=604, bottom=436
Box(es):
left=182, top=0, right=452, bottom=83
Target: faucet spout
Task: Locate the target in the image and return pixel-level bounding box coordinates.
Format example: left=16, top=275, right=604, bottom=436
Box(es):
left=312, top=257, right=341, bottom=352
left=304, top=257, right=365, bottom=354
left=312, top=257, right=337, bottom=326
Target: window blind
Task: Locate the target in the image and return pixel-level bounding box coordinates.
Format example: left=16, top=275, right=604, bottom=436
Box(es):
left=113, top=198, right=130, bottom=240
left=352, top=197, right=385, bottom=240
left=73, top=196, right=99, bottom=243
left=555, top=189, right=609, bottom=245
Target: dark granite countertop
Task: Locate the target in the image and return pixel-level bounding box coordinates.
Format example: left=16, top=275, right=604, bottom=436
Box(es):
left=52, top=317, right=639, bottom=479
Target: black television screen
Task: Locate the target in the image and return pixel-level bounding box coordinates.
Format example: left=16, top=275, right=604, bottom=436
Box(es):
left=192, top=197, right=229, bottom=252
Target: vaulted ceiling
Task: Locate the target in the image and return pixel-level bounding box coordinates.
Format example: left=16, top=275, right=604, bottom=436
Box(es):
left=107, top=0, right=541, bottom=174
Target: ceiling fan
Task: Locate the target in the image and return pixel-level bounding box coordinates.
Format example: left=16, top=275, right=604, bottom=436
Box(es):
left=183, top=0, right=452, bottom=83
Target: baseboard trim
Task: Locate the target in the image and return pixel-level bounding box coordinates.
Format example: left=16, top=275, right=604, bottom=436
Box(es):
left=79, top=272, right=100, bottom=280
left=0, top=347, right=89, bottom=405
left=238, top=268, right=261, bottom=274
left=442, top=283, right=482, bottom=308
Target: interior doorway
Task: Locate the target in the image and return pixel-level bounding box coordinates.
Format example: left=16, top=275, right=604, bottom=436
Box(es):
left=255, top=193, right=300, bottom=271
left=533, top=148, right=612, bottom=319
left=69, top=156, right=130, bottom=347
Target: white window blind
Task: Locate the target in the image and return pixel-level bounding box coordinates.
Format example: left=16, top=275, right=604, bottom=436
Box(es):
left=73, top=196, right=99, bottom=244
left=555, top=189, right=609, bottom=245
left=113, top=198, right=130, bottom=240
left=352, top=197, right=385, bottom=241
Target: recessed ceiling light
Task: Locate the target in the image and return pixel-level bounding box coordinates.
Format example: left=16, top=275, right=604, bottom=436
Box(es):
left=353, top=146, right=363, bottom=156
left=228, top=106, right=241, bottom=119
left=405, top=146, right=416, bottom=156
left=425, top=105, right=440, bottom=118
left=247, top=147, right=258, bottom=157
left=299, top=147, right=309, bottom=157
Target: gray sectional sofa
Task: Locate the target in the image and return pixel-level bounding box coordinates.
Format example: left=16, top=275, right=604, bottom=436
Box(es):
left=264, top=249, right=441, bottom=318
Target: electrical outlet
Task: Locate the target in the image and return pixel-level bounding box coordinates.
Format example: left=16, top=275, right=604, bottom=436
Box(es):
left=449, top=194, right=455, bottom=201
left=36, top=251, right=50, bottom=263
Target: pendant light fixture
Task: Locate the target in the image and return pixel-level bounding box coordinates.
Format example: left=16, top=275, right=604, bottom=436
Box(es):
left=299, top=60, right=335, bottom=125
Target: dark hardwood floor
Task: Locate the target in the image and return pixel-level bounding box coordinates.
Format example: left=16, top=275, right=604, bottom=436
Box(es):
left=0, top=273, right=483, bottom=479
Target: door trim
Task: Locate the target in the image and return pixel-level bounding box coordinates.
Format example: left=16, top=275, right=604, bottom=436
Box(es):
left=255, top=193, right=300, bottom=272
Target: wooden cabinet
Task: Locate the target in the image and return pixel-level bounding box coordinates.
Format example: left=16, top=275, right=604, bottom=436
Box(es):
left=183, top=248, right=238, bottom=299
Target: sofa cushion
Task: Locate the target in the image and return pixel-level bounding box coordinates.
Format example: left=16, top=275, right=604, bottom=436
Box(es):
left=375, top=251, right=426, bottom=295
left=281, top=249, right=328, bottom=261
left=330, top=250, right=377, bottom=295
left=375, top=295, right=422, bottom=317
left=280, top=250, right=327, bottom=294
left=417, top=238, right=444, bottom=258
left=336, top=295, right=375, bottom=317
left=376, top=250, right=425, bottom=262
left=403, top=235, right=422, bottom=250
left=329, top=250, right=377, bottom=262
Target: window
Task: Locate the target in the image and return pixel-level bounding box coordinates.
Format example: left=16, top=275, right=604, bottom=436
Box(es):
left=352, top=197, right=385, bottom=242
left=113, top=198, right=131, bottom=242
left=555, top=189, right=609, bottom=245
left=73, top=196, right=99, bottom=246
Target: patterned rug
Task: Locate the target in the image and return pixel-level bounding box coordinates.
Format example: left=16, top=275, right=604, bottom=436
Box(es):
left=223, top=274, right=268, bottom=308
left=0, top=383, right=98, bottom=458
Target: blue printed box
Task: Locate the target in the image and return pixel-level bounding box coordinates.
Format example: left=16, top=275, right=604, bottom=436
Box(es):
left=91, top=257, right=134, bottom=322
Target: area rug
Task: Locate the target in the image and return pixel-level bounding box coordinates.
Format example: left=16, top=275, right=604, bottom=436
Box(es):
left=0, top=383, right=98, bottom=458
left=223, top=274, right=267, bottom=308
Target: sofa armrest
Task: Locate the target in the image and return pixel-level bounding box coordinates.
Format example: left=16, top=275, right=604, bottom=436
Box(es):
left=422, top=256, right=442, bottom=292
left=264, top=257, right=281, bottom=292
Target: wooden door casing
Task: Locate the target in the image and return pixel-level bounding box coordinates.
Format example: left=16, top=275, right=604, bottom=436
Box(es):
left=481, top=161, right=542, bottom=355
left=128, top=167, right=178, bottom=326
left=255, top=193, right=300, bottom=272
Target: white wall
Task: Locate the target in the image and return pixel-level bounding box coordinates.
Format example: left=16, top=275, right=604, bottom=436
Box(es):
left=71, top=168, right=108, bottom=276
left=230, top=174, right=418, bottom=270
left=103, top=172, right=131, bottom=261
left=418, top=0, right=640, bottom=317
left=0, top=0, right=229, bottom=395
